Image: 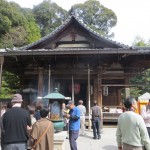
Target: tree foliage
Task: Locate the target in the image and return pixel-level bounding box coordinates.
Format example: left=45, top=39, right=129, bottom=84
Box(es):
left=129, top=37, right=150, bottom=97
left=0, top=0, right=41, bottom=48
left=70, top=0, right=117, bottom=38
left=33, top=0, right=67, bottom=36
left=0, top=70, right=20, bottom=98
left=132, top=36, right=150, bottom=46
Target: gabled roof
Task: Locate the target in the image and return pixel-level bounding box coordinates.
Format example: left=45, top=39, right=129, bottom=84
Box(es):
left=20, top=15, right=129, bottom=50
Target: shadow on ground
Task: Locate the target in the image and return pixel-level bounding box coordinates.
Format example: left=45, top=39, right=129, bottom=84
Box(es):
left=102, top=145, right=117, bottom=150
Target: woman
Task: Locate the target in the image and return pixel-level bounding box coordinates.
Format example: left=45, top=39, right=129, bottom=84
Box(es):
left=30, top=107, right=54, bottom=150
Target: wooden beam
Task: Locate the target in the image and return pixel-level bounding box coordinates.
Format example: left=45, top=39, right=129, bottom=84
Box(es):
left=101, top=84, right=144, bottom=87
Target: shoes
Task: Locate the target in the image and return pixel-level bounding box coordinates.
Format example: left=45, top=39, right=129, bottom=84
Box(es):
left=97, top=136, right=101, bottom=139
left=93, top=137, right=97, bottom=139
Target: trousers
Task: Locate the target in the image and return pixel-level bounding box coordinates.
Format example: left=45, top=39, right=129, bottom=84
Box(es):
left=80, top=116, right=85, bottom=135
left=123, top=143, right=143, bottom=150
left=92, top=117, right=100, bottom=138
left=69, top=130, right=79, bottom=150
left=4, top=143, right=27, bottom=150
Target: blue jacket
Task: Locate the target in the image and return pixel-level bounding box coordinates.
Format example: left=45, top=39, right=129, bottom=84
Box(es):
left=69, top=106, right=80, bottom=130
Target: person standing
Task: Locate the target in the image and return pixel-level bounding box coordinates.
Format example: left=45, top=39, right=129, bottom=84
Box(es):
left=91, top=100, right=102, bottom=140
left=1, top=102, right=12, bottom=150
left=116, top=98, right=150, bottom=150
left=77, top=100, right=86, bottom=136
left=65, top=100, right=80, bottom=150
left=34, top=100, right=43, bottom=121
left=141, top=99, right=150, bottom=137
left=3, top=94, right=31, bottom=150
left=30, top=107, right=54, bottom=150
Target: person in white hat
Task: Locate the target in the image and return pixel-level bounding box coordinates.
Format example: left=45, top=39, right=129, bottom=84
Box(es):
left=2, top=94, right=31, bottom=150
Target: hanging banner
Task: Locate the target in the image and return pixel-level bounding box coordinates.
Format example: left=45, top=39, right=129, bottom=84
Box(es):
left=0, top=56, right=4, bottom=89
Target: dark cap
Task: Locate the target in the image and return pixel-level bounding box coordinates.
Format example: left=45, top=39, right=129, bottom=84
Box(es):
left=11, top=94, right=23, bottom=103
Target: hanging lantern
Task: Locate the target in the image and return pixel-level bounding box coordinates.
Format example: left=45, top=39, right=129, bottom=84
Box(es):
left=103, top=86, right=108, bottom=96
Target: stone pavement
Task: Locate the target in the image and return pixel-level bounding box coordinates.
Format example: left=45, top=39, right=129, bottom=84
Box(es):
left=65, top=127, right=117, bottom=150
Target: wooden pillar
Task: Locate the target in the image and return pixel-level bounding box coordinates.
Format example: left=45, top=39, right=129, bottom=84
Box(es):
left=125, top=78, right=130, bottom=98
left=97, top=67, right=102, bottom=107
left=93, top=78, right=98, bottom=102
left=38, top=68, right=44, bottom=98
left=117, top=89, right=122, bottom=105
left=0, top=56, right=4, bottom=90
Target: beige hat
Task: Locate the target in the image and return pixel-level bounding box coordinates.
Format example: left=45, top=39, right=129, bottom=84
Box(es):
left=11, top=94, right=23, bottom=103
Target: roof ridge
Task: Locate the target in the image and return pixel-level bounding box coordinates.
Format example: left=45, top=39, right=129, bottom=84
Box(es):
left=20, top=14, right=129, bottom=50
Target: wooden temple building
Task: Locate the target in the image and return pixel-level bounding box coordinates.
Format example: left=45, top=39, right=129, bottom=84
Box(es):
left=1, top=15, right=150, bottom=110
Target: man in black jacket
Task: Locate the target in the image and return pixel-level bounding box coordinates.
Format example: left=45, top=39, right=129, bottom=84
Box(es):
left=3, top=94, right=31, bottom=150
left=91, top=101, right=102, bottom=140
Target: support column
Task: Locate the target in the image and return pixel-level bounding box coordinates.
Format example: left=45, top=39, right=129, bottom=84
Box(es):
left=87, top=67, right=91, bottom=131
left=125, top=78, right=130, bottom=98
left=48, top=65, right=51, bottom=94
left=97, top=67, right=102, bottom=107
left=38, top=68, right=44, bottom=98
left=97, top=66, right=103, bottom=131
left=0, top=56, right=4, bottom=90
left=93, top=78, right=98, bottom=102
left=117, top=89, right=122, bottom=105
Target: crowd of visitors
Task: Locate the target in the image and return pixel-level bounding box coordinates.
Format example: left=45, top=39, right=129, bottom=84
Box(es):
left=1, top=93, right=150, bottom=150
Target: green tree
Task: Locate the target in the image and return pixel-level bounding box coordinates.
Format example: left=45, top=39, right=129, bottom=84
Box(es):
left=33, top=0, right=67, bottom=36
left=0, top=0, right=41, bottom=48
left=0, top=70, right=20, bottom=98
left=22, top=9, right=41, bottom=43
left=70, top=0, right=117, bottom=38
left=129, top=37, right=150, bottom=97
left=132, top=36, right=150, bottom=46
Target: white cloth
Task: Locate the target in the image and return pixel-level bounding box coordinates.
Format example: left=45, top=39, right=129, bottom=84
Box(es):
left=141, top=105, right=150, bottom=127
left=12, top=103, right=21, bottom=107
left=77, top=105, right=86, bottom=135
left=80, top=116, right=85, bottom=135
left=116, top=111, right=150, bottom=150
left=77, top=105, right=86, bottom=116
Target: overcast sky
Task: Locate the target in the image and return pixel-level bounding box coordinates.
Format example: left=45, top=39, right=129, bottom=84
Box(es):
left=7, top=0, right=150, bottom=46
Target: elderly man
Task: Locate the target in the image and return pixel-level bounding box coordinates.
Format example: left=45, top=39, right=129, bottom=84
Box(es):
left=141, top=99, right=150, bottom=137
left=65, top=100, right=80, bottom=150
left=77, top=100, right=86, bottom=136
left=3, top=94, right=31, bottom=150
left=91, top=100, right=102, bottom=140
left=116, top=98, right=150, bottom=150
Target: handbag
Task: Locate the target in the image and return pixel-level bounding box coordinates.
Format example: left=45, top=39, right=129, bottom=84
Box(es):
left=31, top=123, right=51, bottom=150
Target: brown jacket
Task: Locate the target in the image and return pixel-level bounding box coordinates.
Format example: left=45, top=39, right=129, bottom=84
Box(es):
left=31, top=118, right=54, bottom=150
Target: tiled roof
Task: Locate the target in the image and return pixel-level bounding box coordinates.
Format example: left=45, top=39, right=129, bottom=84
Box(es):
left=1, top=47, right=150, bottom=56
left=19, top=15, right=129, bottom=50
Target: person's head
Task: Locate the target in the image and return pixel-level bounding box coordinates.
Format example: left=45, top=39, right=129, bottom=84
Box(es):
left=93, top=100, right=97, bottom=106
left=126, top=96, right=137, bottom=111
left=67, top=100, right=75, bottom=109
left=123, top=98, right=132, bottom=110
left=62, top=103, right=66, bottom=109
left=40, top=107, right=50, bottom=118
left=27, top=105, right=35, bottom=115
left=78, top=100, right=83, bottom=105
left=35, top=100, right=43, bottom=110
left=11, top=94, right=23, bottom=106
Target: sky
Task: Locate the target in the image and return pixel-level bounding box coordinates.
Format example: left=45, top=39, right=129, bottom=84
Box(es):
left=7, top=0, right=150, bottom=46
